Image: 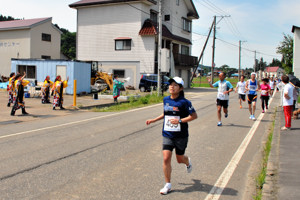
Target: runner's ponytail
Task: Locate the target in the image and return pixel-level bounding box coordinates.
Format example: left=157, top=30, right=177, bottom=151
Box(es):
left=179, top=84, right=184, bottom=97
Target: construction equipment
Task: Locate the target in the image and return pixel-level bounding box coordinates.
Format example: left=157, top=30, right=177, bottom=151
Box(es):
left=91, top=71, right=114, bottom=92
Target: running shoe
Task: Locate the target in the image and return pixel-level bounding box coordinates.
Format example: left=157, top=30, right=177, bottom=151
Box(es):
left=225, top=113, right=228, bottom=118
left=217, top=121, right=222, bottom=126
left=249, top=115, right=253, bottom=120
left=160, top=184, right=171, bottom=195
left=262, top=110, right=265, bottom=113
left=252, top=115, right=256, bottom=120
left=240, top=105, right=242, bottom=109
left=187, top=157, right=192, bottom=173
left=281, top=126, right=291, bottom=131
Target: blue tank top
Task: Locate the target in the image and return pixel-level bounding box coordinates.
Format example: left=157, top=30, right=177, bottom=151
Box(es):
left=248, top=80, right=257, bottom=95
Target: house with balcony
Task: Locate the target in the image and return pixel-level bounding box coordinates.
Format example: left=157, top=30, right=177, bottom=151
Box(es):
left=0, top=17, right=62, bottom=77
left=69, top=0, right=199, bottom=88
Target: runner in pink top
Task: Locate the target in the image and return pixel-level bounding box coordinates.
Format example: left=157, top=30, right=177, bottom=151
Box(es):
left=260, top=78, right=271, bottom=113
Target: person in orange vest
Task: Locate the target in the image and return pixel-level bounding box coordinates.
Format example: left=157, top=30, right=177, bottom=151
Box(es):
left=52, top=75, right=68, bottom=110
left=7, top=72, right=16, bottom=107
left=11, top=72, right=30, bottom=116
left=41, top=75, right=53, bottom=104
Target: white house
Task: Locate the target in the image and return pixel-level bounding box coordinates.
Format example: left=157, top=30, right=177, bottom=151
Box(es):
left=69, top=0, right=199, bottom=88
left=292, top=25, right=300, bottom=78
left=0, top=17, right=62, bottom=77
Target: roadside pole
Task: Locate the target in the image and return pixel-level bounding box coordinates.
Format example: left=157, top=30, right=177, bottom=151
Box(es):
left=157, top=0, right=162, bottom=96
left=73, top=79, right=77, bottom=106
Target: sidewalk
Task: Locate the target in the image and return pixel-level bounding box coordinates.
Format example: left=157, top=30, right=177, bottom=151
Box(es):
left=0, top=90, right=128, bottom=124
left=278, top=107, right=300, bottom=199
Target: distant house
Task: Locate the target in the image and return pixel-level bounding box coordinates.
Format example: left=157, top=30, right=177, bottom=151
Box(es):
left=292, top=25, right=300, bottom=78
left=264, top=66, right=284, bottom=78
left=0, top=17, right=62, bottom=77
left=69, top=0, right=199, bottom=88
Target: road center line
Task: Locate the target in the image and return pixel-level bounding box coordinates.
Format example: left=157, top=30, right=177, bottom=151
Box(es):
left=0, top=93, right=208, bottom=140
left=204, top=94, right=275, bottom=200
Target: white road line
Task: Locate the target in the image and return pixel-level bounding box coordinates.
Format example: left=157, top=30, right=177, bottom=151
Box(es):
left=0, top=103, right=161, bottom=140
left=0, top=93, right=207, bottom=140
left=204, top=95, right=275, bottom=200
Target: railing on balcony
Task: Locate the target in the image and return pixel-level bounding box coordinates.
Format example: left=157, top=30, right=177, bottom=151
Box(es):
left=173, top=53, right=198, bottom=67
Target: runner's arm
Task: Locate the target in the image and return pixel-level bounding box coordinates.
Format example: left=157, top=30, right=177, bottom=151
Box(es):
left=146, top=114, right=164, bottom=125
left=170, top=112, right=198, bottom=124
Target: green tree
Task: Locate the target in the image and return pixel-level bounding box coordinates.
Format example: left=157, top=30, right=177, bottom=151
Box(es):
left=256, top=57, right=267, bottom=72
left=276, top=33, right=293, bottom=74
left=268, top=58, right=282, bottom=67
left=220, top=64, right=230, bottom=73
left=55, top=24, right=76, bottom=60
left=0, top=14, right=16, bottom=21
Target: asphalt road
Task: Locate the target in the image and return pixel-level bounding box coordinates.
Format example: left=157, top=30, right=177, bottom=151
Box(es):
left=0, top=89, right=280, bottom=200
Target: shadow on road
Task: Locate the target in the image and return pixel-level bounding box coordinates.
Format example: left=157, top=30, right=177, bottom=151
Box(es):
left=222, top=123, right=251, bottom=128
left=173, top=179, right=238, bottom=196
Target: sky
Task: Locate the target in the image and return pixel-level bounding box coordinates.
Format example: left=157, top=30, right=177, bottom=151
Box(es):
left=1, top=0, right=299, bottom=70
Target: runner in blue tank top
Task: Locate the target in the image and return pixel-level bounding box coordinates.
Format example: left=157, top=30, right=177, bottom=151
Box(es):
left=146, top=77, right=197, bottom=195
left=245, top=72, right=260, bottom=120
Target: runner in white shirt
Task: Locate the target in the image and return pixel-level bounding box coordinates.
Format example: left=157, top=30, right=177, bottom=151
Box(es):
left=269, top=76, right=276, bottom=97
left=235, top=75, right=246, bottom=109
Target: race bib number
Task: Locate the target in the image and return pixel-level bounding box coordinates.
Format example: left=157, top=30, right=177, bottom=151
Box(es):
left=217, top=92, right=226, bottom=100
left=261, top=90, right=267, bottom=95
left=164, top=115, right=181, bottom=132
left=249, top=85, right=256, bottom=91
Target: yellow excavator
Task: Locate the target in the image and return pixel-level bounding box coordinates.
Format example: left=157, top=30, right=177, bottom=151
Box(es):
left=91, top=71, right=114, bottom=92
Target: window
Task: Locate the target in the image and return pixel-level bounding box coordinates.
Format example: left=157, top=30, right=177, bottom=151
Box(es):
left=41, top=55, right=51, bottom=59
left=115, top=39, right=131, bottom=50
left=18, top=65, right=36, bottom=79
left=113, top=69, right=125, bottom=78
left=164, top=15, right=170, bottom=21
left=42, top=33, right=51, bottom=42
left=181, top=45, right=190, bottom=55
left=150, top=10, right=158, bottom=23
left=182, top=18, right=191, bottom=32
left=176, top=0, right=180, bottom=6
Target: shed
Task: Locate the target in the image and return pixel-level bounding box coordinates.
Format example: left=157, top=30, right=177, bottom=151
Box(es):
left=11, top=59, right=91, bottom=94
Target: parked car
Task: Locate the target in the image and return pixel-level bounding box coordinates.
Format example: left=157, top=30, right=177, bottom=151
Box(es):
left=139, top=74, right=170, bottom=92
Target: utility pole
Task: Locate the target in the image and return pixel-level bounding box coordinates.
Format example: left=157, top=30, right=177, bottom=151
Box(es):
left=211, top=15, right=216, bottom=83
left=157, top=0, right=162, bottom=96
left=238, top=40, right=241, bottom=81
left=254, top=50, right=256, bottom=73
left=238, top=40, right=246, bottom=80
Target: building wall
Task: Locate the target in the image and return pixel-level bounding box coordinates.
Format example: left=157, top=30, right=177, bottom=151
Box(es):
left=76, top=3, right=155, bottom=76
left=30, top=21, right=61, bottom=59
left=0, top=29, right=31, bottom=76
left=293, top=28, right=300, bottom=78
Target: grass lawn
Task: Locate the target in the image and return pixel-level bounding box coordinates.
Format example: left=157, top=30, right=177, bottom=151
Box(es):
left=191, top=77, right=240, bottom=88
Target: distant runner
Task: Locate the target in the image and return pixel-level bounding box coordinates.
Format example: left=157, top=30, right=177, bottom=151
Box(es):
left=269, top=76, right=276, bottom=97
left=235, top=75, right=246, bottom=109
left=245, top=72, right=260, bottom=120
left=146, top=77, right=197, bottom=195
left=208, top=72, right=233, bottom=126
left=260, top=78, right=271, bottom=113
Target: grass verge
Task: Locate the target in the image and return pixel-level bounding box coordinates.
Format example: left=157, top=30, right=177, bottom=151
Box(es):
left=91, top=92, right=166, bottom=112
left=253, top=108, right=277, bottom=200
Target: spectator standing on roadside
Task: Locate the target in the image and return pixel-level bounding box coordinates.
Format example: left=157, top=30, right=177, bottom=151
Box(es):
left=281, top=75, right=294, bottom=131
